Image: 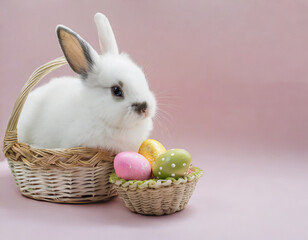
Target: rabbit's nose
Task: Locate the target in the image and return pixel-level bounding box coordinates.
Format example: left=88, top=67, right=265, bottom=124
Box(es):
left=132, top=102, right=148, bottom=115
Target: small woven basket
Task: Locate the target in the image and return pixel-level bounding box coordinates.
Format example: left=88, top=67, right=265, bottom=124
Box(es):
left=110, top=166, right=203, bottom=215
left=3, top=57, right=117, bottom=203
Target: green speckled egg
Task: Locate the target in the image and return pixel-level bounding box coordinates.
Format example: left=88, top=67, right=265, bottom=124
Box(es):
left=152, top=149, right=191, bottom=179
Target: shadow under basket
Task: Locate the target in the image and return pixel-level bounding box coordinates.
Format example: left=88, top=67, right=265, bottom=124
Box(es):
left=3, top=57, right=117, bottom=203
left=110, top=166, right=203, bottom=215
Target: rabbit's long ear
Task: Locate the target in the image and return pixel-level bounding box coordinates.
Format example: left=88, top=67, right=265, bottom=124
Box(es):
left=94, top=13, right=119, bottom=55
left=56, top=25, right=99, bottom=78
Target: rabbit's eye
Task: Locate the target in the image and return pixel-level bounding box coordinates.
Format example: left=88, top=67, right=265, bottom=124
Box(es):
left=111, top=85, right=124, bottom=98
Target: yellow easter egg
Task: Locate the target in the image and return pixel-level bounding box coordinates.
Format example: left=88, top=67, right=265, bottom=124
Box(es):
left=138, top=139, right=166, bottom=166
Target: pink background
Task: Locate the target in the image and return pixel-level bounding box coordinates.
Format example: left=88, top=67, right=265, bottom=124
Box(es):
left=1, top=1, right=307, bottom=239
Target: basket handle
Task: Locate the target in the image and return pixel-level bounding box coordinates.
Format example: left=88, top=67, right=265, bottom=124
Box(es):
left=3, top=56, right=67, bottom=153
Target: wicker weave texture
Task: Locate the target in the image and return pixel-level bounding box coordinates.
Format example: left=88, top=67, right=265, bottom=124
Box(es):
left=114, top=179, right=199, bottom=215
left=8, top=160, right=117, bottom=203
left=3, top=57, right=117, bottom=203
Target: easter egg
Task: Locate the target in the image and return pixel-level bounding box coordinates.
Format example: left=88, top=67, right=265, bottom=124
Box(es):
left=138, top=139, right=166, bottom=166
left=114, top=152, right=152, bottom=180
left=152, top=149, right=191, bottom=179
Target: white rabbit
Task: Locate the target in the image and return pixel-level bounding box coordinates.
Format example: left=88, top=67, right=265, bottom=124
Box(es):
left=17, top=13, right=157, bottom=153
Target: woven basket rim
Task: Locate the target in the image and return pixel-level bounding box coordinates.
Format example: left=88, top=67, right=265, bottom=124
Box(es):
left=109, top=166, right=203, bottom=190
left=5, top=142, right=116, bottom=168
left=9, top=142, right=115, bottom=155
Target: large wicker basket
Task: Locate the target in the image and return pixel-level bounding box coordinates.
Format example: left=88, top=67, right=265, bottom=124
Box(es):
left=110, top=166, right=203, bottom=215
left=3, top=57, right=117, bottom=203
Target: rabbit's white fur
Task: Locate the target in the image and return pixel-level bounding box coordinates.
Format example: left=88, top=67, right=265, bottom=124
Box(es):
left=17, top=13, right=156, bottom=153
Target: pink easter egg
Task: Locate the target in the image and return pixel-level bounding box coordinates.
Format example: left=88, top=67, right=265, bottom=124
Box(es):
left=114, top=152, right=152, bottom=180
